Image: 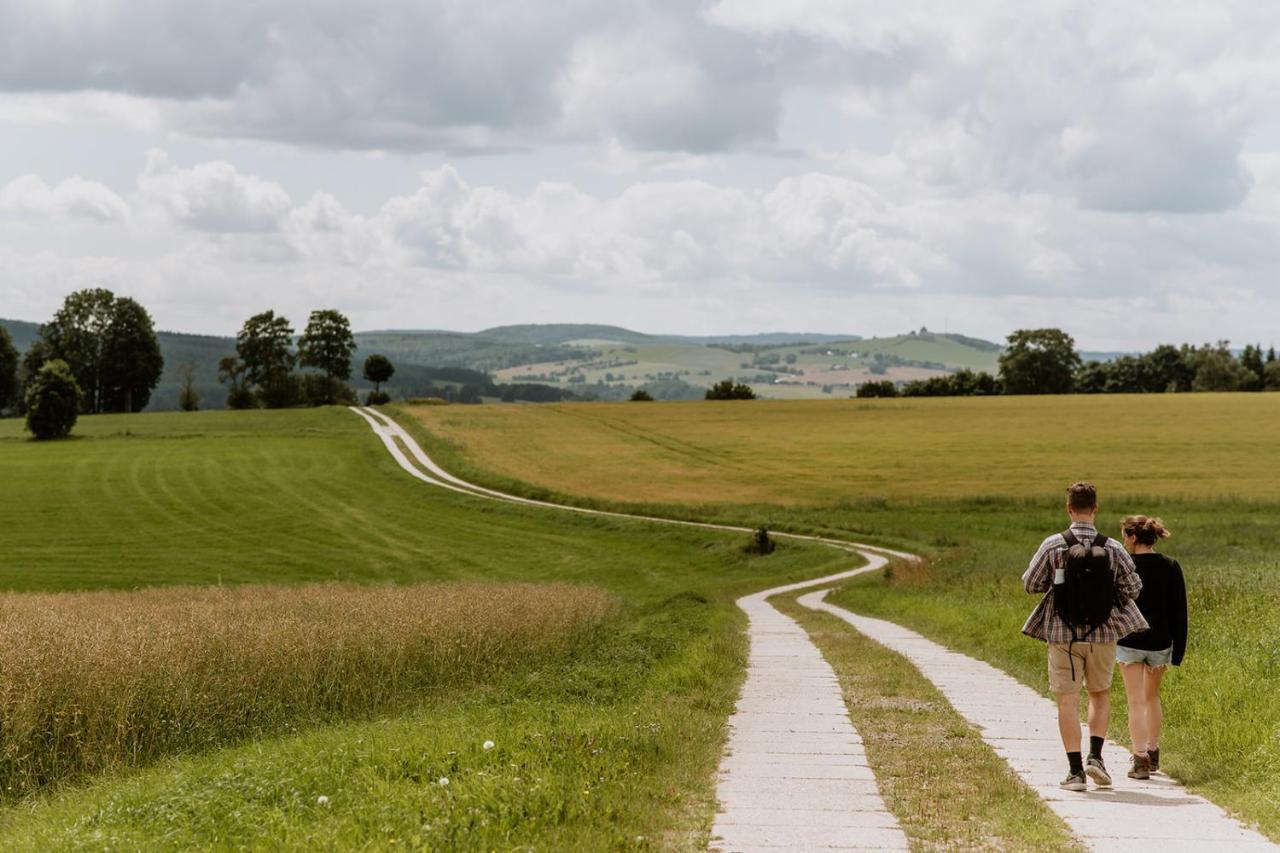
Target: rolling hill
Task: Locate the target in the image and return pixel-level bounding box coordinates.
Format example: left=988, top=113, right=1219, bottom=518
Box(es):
left=2, top=317, right=1006, bottom=408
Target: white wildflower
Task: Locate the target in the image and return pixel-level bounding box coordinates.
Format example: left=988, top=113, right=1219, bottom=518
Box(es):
left=316, top=795, right=330, bottom=806
left=483, top=740, right=495, bottom=751
left=438, top=776, right=450, bottom=787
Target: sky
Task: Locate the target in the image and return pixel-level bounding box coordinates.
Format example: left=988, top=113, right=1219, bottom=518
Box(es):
left=2, top=1, right=1279, bottom=349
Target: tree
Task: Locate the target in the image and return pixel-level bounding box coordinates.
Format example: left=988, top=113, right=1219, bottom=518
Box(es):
left=25, top=360, right=82, bottom=439
left=39, top=288, right=114, bottom=413
left=856, top=380, right=898, bottom=398
left=1074, top=361, right=1111, bottom=394
left=1240, top=344, right=1265, bottom=392
left=218, top=356, right=256, bottom=410
left=1267, top=347, right=1277, bottom=364
left=0, top=326, right=18, bottom=414
left=362, top=354, right=395, bottom=394
left=1143, top=344, right=1194, bottom=392
left=177, top=361, right=200, bottom=411
left=705, top=379, right=756, bottom=400
left=35, top=289, right=163, bottom=413
left=998, top=329, right=1081, bottom=395
left=1190, top=343, right=1250, bottom=392
left=629, top=388, right=654, bottom=401
left=236, top=311, right=296, bottom=408
left=102, top=297, right=164, bottom=412
left=298, top=309, right=357, bottom=405
left=1265, top=360, right=1280, bottom=391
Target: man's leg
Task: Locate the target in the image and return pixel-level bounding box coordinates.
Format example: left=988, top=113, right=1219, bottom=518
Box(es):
left=1087, top=687, right=1111, bottom=739
left=1057, top=690, right=1082, bottom=752
left=1120, top=663, right=1147, bottom=753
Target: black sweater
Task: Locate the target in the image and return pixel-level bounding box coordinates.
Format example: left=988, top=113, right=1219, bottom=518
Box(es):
left=1119, top=553, right=1188, bottom=665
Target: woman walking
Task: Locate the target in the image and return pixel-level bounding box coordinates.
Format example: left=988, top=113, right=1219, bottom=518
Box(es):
left=1117, top=516, right=1188, bottom=780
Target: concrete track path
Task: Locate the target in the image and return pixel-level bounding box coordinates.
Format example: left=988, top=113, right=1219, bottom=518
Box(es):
left=350, top=407, right=1276, bottom=853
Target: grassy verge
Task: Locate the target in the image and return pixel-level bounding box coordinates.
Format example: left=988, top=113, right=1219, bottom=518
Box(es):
left=0, top=593, right=746, bottom=850
left=773, top=594, right=1081, bottom=852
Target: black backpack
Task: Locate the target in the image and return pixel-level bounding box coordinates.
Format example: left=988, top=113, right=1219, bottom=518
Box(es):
left=1054, top=530, right=1115, bottom=639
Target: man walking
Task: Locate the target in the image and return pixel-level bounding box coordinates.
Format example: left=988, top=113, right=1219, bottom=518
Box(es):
left=1023, top=482, right=1148, bottom=791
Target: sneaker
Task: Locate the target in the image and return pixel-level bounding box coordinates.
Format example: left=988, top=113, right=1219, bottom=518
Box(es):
left=1148, top=748, right=1160, bottom=773
left=1085, top=755, right=1112, bottom=787
left=1060, top=769, right=1088, bottom=791
left=1127, top=753, right=1151, bottom=780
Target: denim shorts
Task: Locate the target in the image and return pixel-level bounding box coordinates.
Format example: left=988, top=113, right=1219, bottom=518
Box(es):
left=1117, top=644, right=1173, bottom=667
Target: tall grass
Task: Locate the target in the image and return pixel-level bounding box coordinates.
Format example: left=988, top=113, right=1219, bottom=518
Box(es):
left=0, top=582, right=614, bottom=799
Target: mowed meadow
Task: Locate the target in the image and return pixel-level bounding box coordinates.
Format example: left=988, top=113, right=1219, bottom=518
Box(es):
left=408, top=394, right=1280, bottom=840
left=0, top=409, right=850, bottom=849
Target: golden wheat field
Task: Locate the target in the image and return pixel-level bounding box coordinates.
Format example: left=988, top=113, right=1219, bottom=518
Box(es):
left=408, top=394, right=1280, bottom=505
left=0, top=581, right=613, bottom=798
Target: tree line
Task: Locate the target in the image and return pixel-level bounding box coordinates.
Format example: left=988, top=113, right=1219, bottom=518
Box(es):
left=857, top=328, right=1280, bottom=397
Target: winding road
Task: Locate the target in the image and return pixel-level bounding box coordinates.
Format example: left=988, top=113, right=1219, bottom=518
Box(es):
left=351, top=406, right=1276, bottom=852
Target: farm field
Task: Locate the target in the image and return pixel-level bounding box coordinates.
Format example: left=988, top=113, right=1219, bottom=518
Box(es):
left=0, top=408, right=851, bottom=848
left=403, top=394, right=1280, bottom=840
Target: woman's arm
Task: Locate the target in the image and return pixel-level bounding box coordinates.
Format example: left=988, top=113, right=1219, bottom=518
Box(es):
left=1171, top=559, right=1189, bottom=666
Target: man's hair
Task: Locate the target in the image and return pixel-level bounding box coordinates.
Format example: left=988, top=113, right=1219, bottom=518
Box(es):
left=1066, top=481, right=1098, bottom=510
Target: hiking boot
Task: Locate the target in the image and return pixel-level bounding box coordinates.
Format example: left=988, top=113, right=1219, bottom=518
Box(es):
left=1059, top=769, right=1087, bottom=792
left=1085, top=755, right=1112, bottom=787
left=1148, top=748, right=1160, bottom=773
left=1127, top=753, right=1151, bottom=780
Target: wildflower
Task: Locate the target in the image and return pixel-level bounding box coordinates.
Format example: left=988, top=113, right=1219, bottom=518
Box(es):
left=316, top=795, right=330, bottom=806
left=438, top=777, right=450, bottom=787
left=483, top=740, right=495, bottom=750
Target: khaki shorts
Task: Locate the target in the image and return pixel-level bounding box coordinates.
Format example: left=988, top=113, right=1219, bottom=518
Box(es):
left=1048, top=642, right=1117, bottom=694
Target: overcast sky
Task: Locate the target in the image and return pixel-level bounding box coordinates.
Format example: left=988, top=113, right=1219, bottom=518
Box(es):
left=2, top=0, right=1279, bottom=348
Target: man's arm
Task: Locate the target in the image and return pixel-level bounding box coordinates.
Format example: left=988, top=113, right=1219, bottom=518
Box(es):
left=1113, top=546, right=1143, bottom=601
left=1022, top=538, right=1055, bottom=593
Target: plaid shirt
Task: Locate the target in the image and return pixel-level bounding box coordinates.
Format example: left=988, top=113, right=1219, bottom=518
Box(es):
left=1021, top=521, right=1149, bottom=643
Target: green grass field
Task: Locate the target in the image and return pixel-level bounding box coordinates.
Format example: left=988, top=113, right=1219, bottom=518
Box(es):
left=0, top=408, right=850, bottom=848
left=403, top=394, right=1280, bottom=840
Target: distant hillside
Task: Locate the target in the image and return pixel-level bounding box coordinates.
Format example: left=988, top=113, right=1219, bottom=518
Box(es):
left=2, top=318, right=1006, bottom=406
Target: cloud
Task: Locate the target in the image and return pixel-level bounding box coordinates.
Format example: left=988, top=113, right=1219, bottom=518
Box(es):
left=136, top=150, right=293, bottom=232
left=0, top=174, right=130, bottom=223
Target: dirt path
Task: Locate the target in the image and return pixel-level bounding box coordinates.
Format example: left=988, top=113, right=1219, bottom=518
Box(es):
left=351, top=406, right=1276, bottom=852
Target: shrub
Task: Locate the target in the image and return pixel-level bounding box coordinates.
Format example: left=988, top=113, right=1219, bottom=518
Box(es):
left=225, top=385, right=258, bottom=410
left=366, top=390, right=392, bottom=405
left=745, top=527, right=776, bottom=555
left=24, top=359, right=81, bottom=439
left=856, top=380, right=898, bottom=398
left=630, top=389, right=654, bottom=401
left=705, top=379, right=756, bottom=400
left=0, top=581, right=614, bottom=799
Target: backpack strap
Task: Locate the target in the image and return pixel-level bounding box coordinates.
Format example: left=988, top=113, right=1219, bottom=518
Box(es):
left=1061, top=529, right=1080, bottom=548
left=1093, top=534, right=1108, bottom=548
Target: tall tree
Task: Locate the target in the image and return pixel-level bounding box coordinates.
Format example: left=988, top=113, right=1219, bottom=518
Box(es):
left=36, top=289, right=163, bottom=413
left=998, top=329, right=1081, bottom=395
left=298, top=309, right=357, bottom=404
left=1143, top=344, right=1195, bottom=392
left=1190, top=342, right=1250, bottom=392
left=40, top=288, right=115, bottom=413
left=1240, top=343, right=1265, bottom=391
left=0, top=326, right=18, bottom=414
left=102, top=297, right=165, bottom=412
left=236, top=311, right=296, bottom=408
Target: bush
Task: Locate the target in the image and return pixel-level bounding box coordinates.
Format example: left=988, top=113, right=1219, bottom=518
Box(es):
left=630, top=389, right=654, bottom=401
left=303, top=374, right=358, bottom=407
left=856, top=380, right=898, bottom=398
left=24, top=360, right=81, bottom=440
left=705, top=379, right=756, bottom=400
left=366, top=390, right=392, bottom=405
left=745, top=527, right=776, bottom=555
left=225, top=386, right=258, bottom=410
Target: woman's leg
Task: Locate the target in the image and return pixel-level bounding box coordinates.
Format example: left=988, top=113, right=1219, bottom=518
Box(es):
left=1144, top=665, right=1166, bottom=748
left=1121, top=662, right=1148, bottom=753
